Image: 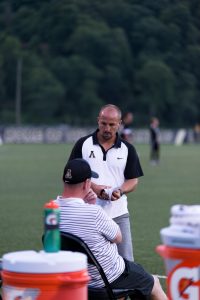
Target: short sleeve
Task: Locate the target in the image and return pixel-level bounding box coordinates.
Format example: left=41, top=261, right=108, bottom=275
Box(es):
left=124, top=143, right=144, bottom=179
left=95, top=207, right=119, bottom=241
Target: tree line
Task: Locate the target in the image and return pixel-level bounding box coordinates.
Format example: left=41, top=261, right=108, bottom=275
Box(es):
left=0, top=0, right=200, bottom=127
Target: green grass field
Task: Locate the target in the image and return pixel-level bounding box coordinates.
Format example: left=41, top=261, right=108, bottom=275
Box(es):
left=0, top=143, right=199, bottom=282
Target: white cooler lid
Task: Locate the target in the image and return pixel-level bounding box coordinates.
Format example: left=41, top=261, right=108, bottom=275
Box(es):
left=2, top=250, right=87, bottom=273
left=171, top=204, right=200, bottom=217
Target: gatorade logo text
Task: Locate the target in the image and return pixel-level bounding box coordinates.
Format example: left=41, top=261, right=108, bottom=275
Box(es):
left=46, top=213, right=58, bottom=225
left=170, top=266, right=200, bottom=299
left=3, top=286, right=39, bottom=300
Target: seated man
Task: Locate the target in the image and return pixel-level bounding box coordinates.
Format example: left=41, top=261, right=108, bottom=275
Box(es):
left=55, top=158, right=168, bottom=300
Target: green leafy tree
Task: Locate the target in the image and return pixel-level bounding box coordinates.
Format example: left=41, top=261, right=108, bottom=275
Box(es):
left=22, top=54, right=65, bottom=123
left=136, top=60, right=175, bottom=120
left=0, top=34, right=22, bottom=122
left=53, top=55, right=103, bottom=125
left=0, top=0, right=200, bottom=127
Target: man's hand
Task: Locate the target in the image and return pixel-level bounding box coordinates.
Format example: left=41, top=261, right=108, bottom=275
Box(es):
left=99, top=188, right=113, bottom=200
left=91, top=183, right=112, bottom=200
left=111, top=188, right=122, bottom=201
left=84, top=189, right=97, bottom=204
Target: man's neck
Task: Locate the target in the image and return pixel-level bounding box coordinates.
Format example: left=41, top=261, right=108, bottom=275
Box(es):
left=62, top=190, right=84, bottom=200
left=97, top=134, right=116, bottom=151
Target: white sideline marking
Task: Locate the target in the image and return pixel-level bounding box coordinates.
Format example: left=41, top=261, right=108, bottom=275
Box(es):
left=153, top=274, right=167, bottom=279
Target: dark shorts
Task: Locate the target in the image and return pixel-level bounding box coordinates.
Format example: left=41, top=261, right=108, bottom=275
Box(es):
left=110, top=259, right=154, bottom=298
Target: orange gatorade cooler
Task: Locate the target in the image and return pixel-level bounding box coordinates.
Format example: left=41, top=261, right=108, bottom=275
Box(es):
left=1, top=250, right=90, bottom=300
left=156, top=245, right=200, bottom=300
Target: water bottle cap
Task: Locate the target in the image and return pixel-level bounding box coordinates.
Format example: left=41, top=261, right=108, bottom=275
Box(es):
left=44, top=200, right=59, bottom=209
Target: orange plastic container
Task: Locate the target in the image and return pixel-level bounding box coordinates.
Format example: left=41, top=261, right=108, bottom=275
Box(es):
left=1, top=250, right=90, bottom=300
left=156, top=245, right=200, bottom=300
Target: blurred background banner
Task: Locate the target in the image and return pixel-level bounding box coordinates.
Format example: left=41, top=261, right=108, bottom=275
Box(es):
left=0, top=125, right=196, bottom=144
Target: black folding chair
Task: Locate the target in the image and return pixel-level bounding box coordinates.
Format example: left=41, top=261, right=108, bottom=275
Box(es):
left=60, top=231, right=147, bottom=300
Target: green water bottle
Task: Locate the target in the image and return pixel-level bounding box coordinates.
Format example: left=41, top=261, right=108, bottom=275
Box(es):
left=43, top=200, right=61, bottom=252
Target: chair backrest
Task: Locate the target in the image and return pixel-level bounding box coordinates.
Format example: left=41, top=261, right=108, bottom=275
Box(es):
left=42, top=232, right=143, bottom=299
left=60, top=231, right=116, bottom=299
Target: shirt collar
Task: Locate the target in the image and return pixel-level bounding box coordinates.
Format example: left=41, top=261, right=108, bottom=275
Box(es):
left=56, top=196, right=84, bottom=204
left=92, top=129, right=121, bottom=148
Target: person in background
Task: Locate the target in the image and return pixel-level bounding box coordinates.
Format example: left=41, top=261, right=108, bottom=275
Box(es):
left=120, top=111, right=134, bottom=143
left=67, top=104, right=143, bottom=262
left=55, top=158, right=168, bottom=300
left=149, top=117, right=160, bottom=166
left=193, top=122, right=200, bottom=143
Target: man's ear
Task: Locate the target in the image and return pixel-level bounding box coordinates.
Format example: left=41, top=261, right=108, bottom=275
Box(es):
left=118, top=119, right=122, bottom=130
left=83, top=179, right=91, bottom=191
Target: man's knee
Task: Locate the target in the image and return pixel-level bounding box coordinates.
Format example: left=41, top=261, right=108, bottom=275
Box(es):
left=152, top=275, right=161, bottom=291
left=151, top=275, right=168, bottom=300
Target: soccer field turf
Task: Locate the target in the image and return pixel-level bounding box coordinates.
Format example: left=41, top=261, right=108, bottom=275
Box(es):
left=0, top=143, right=199, bottom=279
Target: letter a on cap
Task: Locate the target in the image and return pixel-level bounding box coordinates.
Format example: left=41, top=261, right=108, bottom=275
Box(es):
left=65, top=169, right=72, bottom=179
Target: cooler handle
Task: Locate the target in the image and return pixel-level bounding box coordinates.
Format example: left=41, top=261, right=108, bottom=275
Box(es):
left=58, top=275, right=90, bottom=284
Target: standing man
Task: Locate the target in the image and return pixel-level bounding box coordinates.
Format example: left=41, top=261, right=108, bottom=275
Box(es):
left=68, top=104, right=144, bottom=261
left=120, top=111, right=134, bottom=143
left=149, top=117, right=160, bottom=166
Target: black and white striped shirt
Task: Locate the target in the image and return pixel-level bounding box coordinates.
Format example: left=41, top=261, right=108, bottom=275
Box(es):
left=55, top=197, right=125, bottom=287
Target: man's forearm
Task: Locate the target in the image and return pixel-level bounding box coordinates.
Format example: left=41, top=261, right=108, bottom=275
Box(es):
left=120, top=178, right=138, bottom=194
